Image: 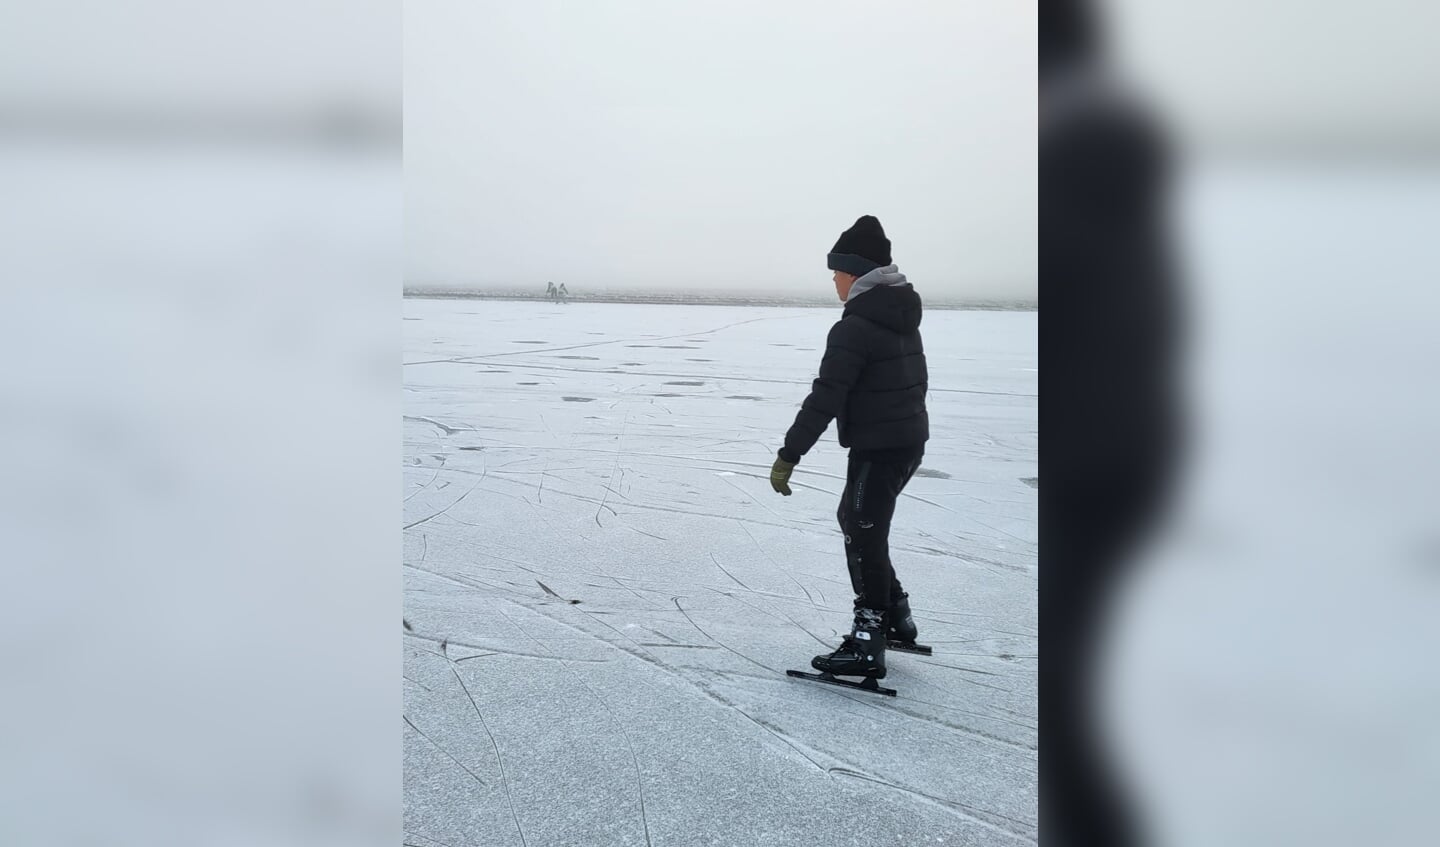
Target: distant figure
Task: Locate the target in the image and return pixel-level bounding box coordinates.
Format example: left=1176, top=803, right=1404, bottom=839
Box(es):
left=546, top=281, right=558, bottom=304
left=1042, top=1, right=1181, bottom=844
left=770, top=215, right=931, bottom=694
left=557, top=283, right=569, bottom=304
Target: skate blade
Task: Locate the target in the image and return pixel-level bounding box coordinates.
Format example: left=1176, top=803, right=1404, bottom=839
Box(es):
left=888, top=641, right=933, bottom=656
left=786, top=669, right=897, bottom=697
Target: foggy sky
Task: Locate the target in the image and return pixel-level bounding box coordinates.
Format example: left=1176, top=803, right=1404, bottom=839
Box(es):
left=1106, top=0, right=1440, bottom=153
left=405, top=1, right=1036, bottom=300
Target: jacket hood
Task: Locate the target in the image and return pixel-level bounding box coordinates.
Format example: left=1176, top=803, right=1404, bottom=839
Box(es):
left=844, top=265, right=922, bottom=333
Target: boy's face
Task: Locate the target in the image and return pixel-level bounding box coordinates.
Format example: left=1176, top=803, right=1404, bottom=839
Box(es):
left=833, top=271, right=858, bottom=302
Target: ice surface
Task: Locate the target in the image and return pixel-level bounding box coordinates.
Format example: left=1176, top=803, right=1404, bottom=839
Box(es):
left=403, top=300, right=1037, bottom=846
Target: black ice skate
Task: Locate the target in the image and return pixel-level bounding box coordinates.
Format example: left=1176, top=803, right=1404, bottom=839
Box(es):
left=884, top=592, right=933, bottom=656
left=787, top=608, right=896, bottom=696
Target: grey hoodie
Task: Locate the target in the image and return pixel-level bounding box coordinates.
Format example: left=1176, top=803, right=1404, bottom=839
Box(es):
left=845, top=264, right=910, bottom=302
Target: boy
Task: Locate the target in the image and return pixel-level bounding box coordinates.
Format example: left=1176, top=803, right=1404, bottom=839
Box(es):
left=771, top=215, right=929, bottom=681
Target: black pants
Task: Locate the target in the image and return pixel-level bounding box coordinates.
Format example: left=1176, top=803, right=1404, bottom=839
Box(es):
left=837, top=446, right=924, bottom=610
left=1043, top=471, right=1170, bottom=847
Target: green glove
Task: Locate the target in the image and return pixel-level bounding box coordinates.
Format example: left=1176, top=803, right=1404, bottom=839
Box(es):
left=770, top=454, right=797, bottom=496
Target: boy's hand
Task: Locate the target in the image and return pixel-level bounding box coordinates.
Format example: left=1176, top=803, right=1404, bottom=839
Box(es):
left=770, top=453, right=797, bottom=496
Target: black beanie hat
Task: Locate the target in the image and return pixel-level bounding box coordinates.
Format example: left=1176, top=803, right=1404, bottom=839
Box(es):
left=827, top=215, right=892, bottom=277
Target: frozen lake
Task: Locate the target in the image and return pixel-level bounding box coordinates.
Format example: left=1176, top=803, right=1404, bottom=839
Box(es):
left=403, top=299, right=1037, bottom=846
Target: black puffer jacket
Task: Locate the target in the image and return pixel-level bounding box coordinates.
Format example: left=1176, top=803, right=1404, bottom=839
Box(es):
left=782, top=277, right=929, bottom=460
